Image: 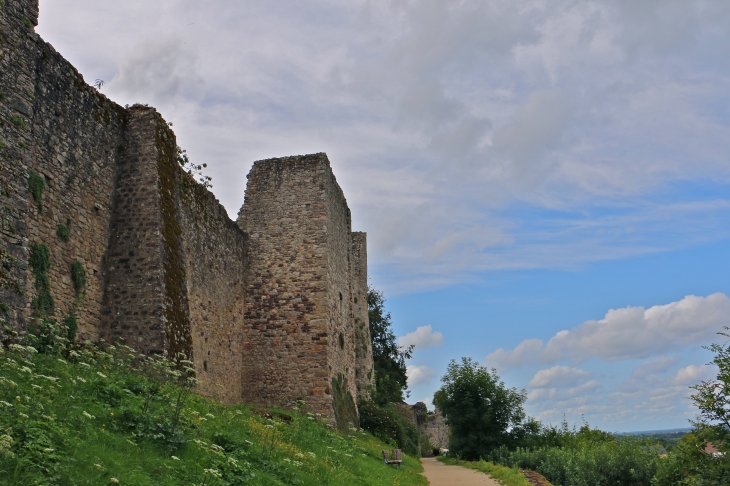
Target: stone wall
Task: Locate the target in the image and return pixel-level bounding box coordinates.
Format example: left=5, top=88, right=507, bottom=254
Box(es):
left=0, top=0, right=371, bottom=425
left=178, top=167, right=247, bottom=403
left=426, top=409, right=450, bottom=450
left=0, top=0, right=125, bottom=339
left=351, top=231, right=373, bottom=399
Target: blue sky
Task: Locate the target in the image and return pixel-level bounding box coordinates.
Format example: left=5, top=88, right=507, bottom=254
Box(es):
left=37, top=0, right=730, bottom=432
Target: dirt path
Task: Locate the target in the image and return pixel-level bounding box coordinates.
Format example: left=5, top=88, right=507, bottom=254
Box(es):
left=420, top=457, right=503, bottom=485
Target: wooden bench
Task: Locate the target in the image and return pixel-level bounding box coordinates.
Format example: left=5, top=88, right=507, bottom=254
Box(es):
left=382, top=449, right=402, bottom=469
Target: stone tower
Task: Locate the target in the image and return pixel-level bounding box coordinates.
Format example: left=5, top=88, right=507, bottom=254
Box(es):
left=237, top=154, right=373, bottom=423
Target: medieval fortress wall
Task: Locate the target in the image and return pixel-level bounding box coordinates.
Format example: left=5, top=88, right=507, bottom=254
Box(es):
left=0, top=0, right=373, bottom=426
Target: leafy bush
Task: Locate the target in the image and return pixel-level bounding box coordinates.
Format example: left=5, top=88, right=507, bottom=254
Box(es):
left=487, top=429, right=661, bottom=486
left=358, top=400, right=429, bottom=457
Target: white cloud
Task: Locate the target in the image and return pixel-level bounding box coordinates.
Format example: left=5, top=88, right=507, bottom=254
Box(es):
left=407, top=365, right=438, bottom=387
left=485, top=293, right=730, bottom=368
left=399, top=325, right=444, bottom=350
left=632, top=356, right=681, bottom=379
left=669, top=364, right=716, bottom=386
left=528, top=366, right=592, bottom=388
left=109, top=35, right=203, bottom=104
left=36, top=0, right=730, bottom=293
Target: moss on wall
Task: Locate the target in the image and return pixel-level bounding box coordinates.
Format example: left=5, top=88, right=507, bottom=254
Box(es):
left=154, top=118, right=193, bottom=362
left=332, top=373, right=358, bottom=431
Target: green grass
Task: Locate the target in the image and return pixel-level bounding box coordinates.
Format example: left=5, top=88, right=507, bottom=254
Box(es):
left=438, top=457, right=531, bottom=486
left=0, top=339, right=427, bottom=485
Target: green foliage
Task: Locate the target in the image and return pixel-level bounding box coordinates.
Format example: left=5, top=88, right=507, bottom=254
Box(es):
left=10, top=115, right=26, bottom=127
left=434, top=357, right=528, bottom=460
left=358, top=400, right=427, bottom=457
left=331, top=373, right=358, bottom=431
left=0, top=140, right=5, bottom=151
left=56, top=223, right=70, bottom=242
left=71, top=260, right=86, bottom=295
left=498, top=437, right=660, bottom=486
left=29, top=242, right=54, bottom=314
left=652, top=328, right=730, bottom=484
left=0, top=341, right=428, bottom=485
left=27, top=170, right=44, bottom=210
left=368, top=287, right=413, bottom=405
left=438, top=457, right=531, bottom=486
left=62, top=309, right=78, bottom=342
left=176, top=146, right=212, bottom=188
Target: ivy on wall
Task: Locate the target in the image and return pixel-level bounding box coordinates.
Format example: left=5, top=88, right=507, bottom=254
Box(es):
left=29, top=243, right=53, bottom=314
left=70, top=260, right=85, bottom=295
left=27, top=170, right=44, bottom=211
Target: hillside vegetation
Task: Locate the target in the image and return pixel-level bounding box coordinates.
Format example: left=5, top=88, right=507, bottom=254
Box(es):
left=0, top=321, right=427, bottom=485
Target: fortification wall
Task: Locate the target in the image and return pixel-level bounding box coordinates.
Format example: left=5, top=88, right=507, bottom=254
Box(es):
left=0, top=0, right=371, bottom=424
left=178, top=169, right=248, bottom=403
left=351, top=232, right=373, bottom=398
left=0, top=0, right=125, bottom=338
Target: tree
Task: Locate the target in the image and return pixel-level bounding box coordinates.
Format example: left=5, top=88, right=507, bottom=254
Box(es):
left=434, top=357, right=528, bottom=460
left=367, top=287, right=413, bottom=406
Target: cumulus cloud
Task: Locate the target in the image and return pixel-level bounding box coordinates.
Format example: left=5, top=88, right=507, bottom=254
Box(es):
left=528, top=366, right=593, bottom=388
left=407, top=365, right=438, bottom=387
left=632, top=356, right=681, bottom=379
left=669, top=364, right=716, bottom=386
left=485, top=293, right=730, bottom=368
left=399, top=325, right=444, bottom=350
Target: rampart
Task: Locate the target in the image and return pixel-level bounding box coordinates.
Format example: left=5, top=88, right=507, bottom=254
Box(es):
left=0, top=0, right=373, bottom=426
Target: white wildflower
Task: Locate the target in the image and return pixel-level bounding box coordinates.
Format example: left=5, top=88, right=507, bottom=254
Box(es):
left=18, top=412, right=29, bottom=419
left=0, top=434, right=15, bottom=458
left=110, top=479, right=119, bottom=484
left=171, top=456, right=180, bottom=461
left=77, top=377, right=87, bottom=383
left=283, top=458, right=291, bottom=463
left=203, top=468, right=222, bottom=478
left=96, top=372, right=107, bottom=378
left=82, top=411, right=95, bottom=419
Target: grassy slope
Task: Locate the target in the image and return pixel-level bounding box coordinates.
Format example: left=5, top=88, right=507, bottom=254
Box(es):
left=0, top=343, right=427, bottom=485
left=437, top=457, right=532, bottom=486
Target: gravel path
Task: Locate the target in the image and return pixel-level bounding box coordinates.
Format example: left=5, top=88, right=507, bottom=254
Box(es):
left=420, top=458, right=503, bottom=485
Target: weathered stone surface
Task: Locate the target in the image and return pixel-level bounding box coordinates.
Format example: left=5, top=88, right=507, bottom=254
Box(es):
left=0, top=0, right=372, bottom=426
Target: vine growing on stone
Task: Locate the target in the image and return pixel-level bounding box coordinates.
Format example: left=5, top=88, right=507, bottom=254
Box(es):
left=71, top=260, right=86, bottom=295
left=28, top=170, right=45, bottom=210
left=29, top=242, right=54, bottom=314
